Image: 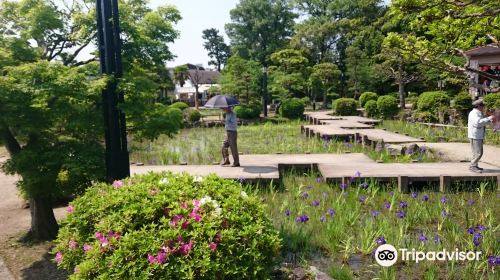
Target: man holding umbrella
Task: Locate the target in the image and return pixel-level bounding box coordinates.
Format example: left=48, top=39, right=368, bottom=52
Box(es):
left=221, top=106, right=240, bottom=167
left=204, top=95, right=240, bottom=167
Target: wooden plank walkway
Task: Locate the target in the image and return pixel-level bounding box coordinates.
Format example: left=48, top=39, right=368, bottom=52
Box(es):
left=304, top=111, right=381, bottom=125
left=301, top=125, right=424, bottom=144
left=132, top=154, right=500, bottom=192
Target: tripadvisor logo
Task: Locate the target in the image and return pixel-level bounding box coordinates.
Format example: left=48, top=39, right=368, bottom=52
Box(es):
left=374, top=244, right=482, bottom=267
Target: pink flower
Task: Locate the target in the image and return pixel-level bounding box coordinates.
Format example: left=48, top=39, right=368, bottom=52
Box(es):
left=83, top=244, right=92, bottom=253
left=189, top=212, right=202, bottom=222
left=112, top=180, right=123, bottom=189
left=192, top=199, right=200, bottom=207
left=55, top=252, right=63, bottom=265
left=156, top=252, right=168, bottom=264
left=177, top=235, right=183, bottom=243
left=179, top=240, right=194, bottom=255
left=181, top=220, right=190, bottom=230
left=147, top=254, right=157, bottom=264
left=170, top=214, right=184, bottom=227
left=95, top=231, right=109, bottom=247
left=161, top=246, right=170, bottom=254
left=164, top=208, right=172, bottom=216
left=74, top=266, right=80, bottom=274
left=66, top=205, right=75, bottom=214
left=68, top=239, right=78, bottom=250
left=95, top=232, right=104, bottom=240
left=209, top=242, right=217, bottom=252
left=107, top=230, right=121, bottom=240
left=180, top=201, right=188, bottom=209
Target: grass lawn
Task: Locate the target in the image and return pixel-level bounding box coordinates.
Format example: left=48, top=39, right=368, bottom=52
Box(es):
left=130, top=121, right=437, bottom=165
left=379, top=120, right=500, bottom=146
left=257, top=172, right=500, bottom=279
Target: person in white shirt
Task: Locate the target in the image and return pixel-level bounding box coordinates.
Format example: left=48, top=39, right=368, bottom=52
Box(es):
left=468, top=100, right=495, bottom=173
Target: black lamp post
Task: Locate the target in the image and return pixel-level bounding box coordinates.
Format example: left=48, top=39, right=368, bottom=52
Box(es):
left=262, top=66, right=268, bottom=117
left=96, top=0, right=130, bottom=181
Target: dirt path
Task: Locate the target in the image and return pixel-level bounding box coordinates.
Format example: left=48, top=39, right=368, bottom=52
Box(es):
left=0, top=152, right=66, bottom=279
left=422, top=143, right=500, bottom=167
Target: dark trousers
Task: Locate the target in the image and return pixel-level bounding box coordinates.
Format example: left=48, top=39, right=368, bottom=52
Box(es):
left=222, top=130, right=239, bottom=164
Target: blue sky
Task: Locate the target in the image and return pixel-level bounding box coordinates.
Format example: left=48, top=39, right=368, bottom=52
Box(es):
left=151, top=0, right=240, bottom=68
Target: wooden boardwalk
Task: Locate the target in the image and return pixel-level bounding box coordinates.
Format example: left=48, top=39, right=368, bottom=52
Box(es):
left=304, top=111, right=381, bottom=125
left=132, top=154, right=500, bottom=192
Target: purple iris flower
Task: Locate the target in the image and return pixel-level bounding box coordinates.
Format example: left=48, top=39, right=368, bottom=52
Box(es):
left=340, top=183, right=348, bottom=190
left=396, top=210, right=406, bottom=219
left=319, top=215, right=326, bottom=223
left=418, top=233, right=428, bottom=242
left=316, top=177, right=322, bottom=183
left=306, top=186, right=313, bottom=190
left=359, top=195, right=367, bottom=203
left=389, top=191, right=394, bottom=196
left=376, top=236, right=386, bottom=245
left=433, top=234, right=441, bottom=244
left=411, top=192, right=418, bottom=198
left=399, top=201, right=408, bottom=208
left=301, top=192, right=309, bottom=199
left=440, top=196, right=448, bottom=204
left=360, top=182, right=369, bottom=188
left=355, top=171, right=361, bottom=177
left=295, top=215, right=309, bottom=223
left=467, top=199, right=475, bottom=206
left=371, top=210, right=380, bottom=217
left=328, top=208, right=336, bottom=217
left=473, top=232, right=482, bottom=246
left=467, top=228, right=475, bottom=234
left=476, top=225, right=486, bottom=231
left=441, top=210, right=449, bottom=217
left=285, top=209, right=291, bottom=217
left=312, top=200, right=320, bottom=206
left=422, top=195, right=429, bottom=202
left=383, top=202, right=391, bottom=209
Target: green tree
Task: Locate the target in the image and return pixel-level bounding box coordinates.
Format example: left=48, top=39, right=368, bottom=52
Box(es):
left=226, top=0, right=296, bottom=115
left=0, top=0, right=183, bottom=240
left=219, top=55, right=262, bottom=104
left=345, top=46, right=373, bottom=98
left=310, top=63, right=341, bottom=109
left=390, top=0, right=500, bottom=82
left=269, top=49, right=310, bottom=99
left=374, top=33, right=421, bottom=109
left=202, top=28, right=231, bottom=72
left=173, top=65, right=189, bottom=87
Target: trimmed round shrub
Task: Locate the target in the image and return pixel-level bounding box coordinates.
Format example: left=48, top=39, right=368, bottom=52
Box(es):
left=333, top=98, right=357, bottom=116
left=364, top=100, right=378, bottom=118
left=359, top=92, right=378, bottom=107
left=416, top=91, right=450, bottom=122
left=52, top=173, right=281, bottom=279
left=483, top=94, right=500, bottom=109
left=233, top=104, right=261, bottom=120
left=417, top=91, right=449, bottom=112
left=376, top=95, right=399, bottom=119
left=170, top=101, right=189, bottom=111
left=452, top=92, right=472, bottom=111
left=279, top=98, right=305, bottom=119
left=183, top=108, right=202, bottom=123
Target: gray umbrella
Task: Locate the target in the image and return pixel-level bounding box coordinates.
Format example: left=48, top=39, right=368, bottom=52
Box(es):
left=204, top=95, right=239, bottom=108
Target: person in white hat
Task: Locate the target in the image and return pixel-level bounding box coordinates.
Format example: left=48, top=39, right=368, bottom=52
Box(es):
left=468, top=100, right=495, bottom=173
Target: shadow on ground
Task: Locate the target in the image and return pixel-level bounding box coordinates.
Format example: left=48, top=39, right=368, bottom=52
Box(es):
left=20, top=252, right=68, bottom=280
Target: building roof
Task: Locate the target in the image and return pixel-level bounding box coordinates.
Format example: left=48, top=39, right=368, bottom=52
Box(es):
left=187, top=70, right=221, bottom=84
left=465, top=45, right=500, bottom=57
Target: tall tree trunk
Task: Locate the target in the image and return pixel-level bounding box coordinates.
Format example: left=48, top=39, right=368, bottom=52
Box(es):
left=398, top=82, right=406, bottom=110
left=195, top=86, right=199, bottom=109
left=29, top=195, right=59, bottom=240
left=322, top=89, right=327, bottom=109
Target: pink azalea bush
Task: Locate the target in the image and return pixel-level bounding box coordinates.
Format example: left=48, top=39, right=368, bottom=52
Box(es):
left=52, top=172, right=281, bottom=279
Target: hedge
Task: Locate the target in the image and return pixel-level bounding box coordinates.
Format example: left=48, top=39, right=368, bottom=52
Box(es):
left=333, top=98, right=358, bottom=116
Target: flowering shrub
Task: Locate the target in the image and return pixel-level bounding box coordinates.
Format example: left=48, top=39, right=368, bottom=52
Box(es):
left=52, top=173, right=281, bottom=279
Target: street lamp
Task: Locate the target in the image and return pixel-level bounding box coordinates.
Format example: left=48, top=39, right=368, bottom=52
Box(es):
left=261, top=66, right=268, bottom=117
left=96, top=0, right=130, bottom=182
